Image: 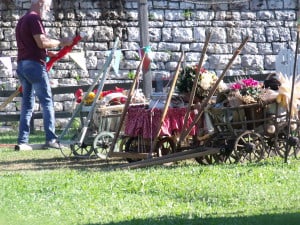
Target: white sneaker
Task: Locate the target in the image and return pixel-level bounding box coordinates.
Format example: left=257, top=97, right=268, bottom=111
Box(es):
left=43, top=140, right=61, bottom=149
left=14, top=144, right=33, bottom=151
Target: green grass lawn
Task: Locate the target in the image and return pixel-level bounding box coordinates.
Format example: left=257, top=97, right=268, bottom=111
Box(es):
left=0, top=132, right=299, bottom=225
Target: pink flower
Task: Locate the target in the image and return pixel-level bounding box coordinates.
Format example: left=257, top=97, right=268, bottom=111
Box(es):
left=251, top=80, right=259, bottom=87
left=199, top=67, right=207, bottom=73
left=194, top=66, right=207, bottom=74
left=231, top=83, right=242, bottom=90
left=242, top=78, right=259, bottom=87
left=229, top=77, right=262, bottom=101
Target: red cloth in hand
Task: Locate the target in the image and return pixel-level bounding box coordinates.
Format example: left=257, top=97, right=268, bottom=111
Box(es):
left=46, top=35, right=82, bottom=71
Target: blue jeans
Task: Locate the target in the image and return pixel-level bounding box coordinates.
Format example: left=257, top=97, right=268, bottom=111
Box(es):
left=17, top=60, right=57, bottom=144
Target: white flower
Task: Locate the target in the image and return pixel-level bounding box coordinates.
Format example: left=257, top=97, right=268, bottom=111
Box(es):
left=200, top=78, right=212, bottom=90
left=200, top=71, right=217, bottom=90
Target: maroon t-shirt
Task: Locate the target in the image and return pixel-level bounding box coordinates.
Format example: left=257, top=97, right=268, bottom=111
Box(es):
left=16, top=12, right=47, bottom=65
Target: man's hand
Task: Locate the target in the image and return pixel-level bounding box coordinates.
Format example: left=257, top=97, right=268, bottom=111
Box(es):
left=59, top=37, right=74, bottom=47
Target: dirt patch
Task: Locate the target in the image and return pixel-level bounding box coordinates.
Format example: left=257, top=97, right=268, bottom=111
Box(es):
left=0, top=150, right=127, bottom=172
left=0, top=144, right=15, bottom=148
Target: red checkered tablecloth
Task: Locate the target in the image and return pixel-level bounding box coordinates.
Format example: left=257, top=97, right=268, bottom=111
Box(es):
left=124, top=105, right=198, bottom=139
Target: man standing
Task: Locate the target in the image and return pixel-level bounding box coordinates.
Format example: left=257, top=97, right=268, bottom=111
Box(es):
left=15, top=0, right=73, bottom=150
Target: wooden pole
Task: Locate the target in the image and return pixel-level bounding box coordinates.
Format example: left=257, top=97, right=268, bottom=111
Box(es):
left=285, top=3, right=300, bottom=163
left=138, top=0, right=152, bottom=99
left=148, top=52, right=185, bottom=157
left=180, top=31, right=211, bottom=143
left=0, top=88, right=21, bottom=111
left=180, top=36, right=250, bottom=141
left=108, top=53, right=146, bottom=156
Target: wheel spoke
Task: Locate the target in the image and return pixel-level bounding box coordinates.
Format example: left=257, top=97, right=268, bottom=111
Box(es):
left=156, top=137, right=176, bottom=157
left=234, top=130, right=265, bottom=163
left=93, top=132, right=114, bottom=159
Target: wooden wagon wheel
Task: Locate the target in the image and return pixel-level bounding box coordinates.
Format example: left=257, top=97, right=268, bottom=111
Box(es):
left=118, top=136, right=130, bottom=153
left=294, top=122, right=300, bottom=159
left=124, top=136, right=150, bottom=163
left=60, top=143, right=73, bottom=158
left=156, top=137, right=176, bottom=157
left=272, top=123, right=300, bottom=158
left=70, top=142, right=95, bottom=158
left=194, top=136, right=225, bottom=165
left=233, top=130, right=265, bottom=163
left=263, top=134, right=278, bottom=158
left=124, top=136, right=176, bottom=162
left=93, top=131, right=114, bottom=159
left=70, top=133, right=95, bottom=158
left=222, top=139, right=239, bottom=164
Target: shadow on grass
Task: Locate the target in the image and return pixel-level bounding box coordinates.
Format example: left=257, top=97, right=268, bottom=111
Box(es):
left=1, top=152, right=298, bottom=172
left=86, top=212, right=300, bottom=225
left=0, top=155, right=127, bottom=171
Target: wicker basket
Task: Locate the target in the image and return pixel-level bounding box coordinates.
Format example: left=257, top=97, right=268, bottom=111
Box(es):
left=207, top=102, right=267, bottom=132
left=93, top=104, right=124, bottom=132
left=243, top=103, right=264, bottom=129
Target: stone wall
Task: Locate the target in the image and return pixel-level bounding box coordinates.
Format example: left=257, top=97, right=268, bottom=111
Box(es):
left=0, top=0, right=298, bottom=128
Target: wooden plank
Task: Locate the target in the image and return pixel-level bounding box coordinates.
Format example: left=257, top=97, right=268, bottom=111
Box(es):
left=0, top=113, right=20, bottom=122
left=0, top=111, right=78, bottom=121
left=50, top=81, right=135, bottom=95
left=6, top=143, right=70, bottom=151
left=108, top=152, right=149, bottom=159
left=3, top=143, right=45, bottom=150
left=0, top=81, right=135, bottom=98
left=116, top=147, right=220, bottom=170
left=0, top=75, right=271, bottom=98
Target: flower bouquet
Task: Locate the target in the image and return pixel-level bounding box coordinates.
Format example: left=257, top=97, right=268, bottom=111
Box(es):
left=225, top=77, right=270, bottom=128
left=228, top=77, right=262, bottom=106
left=176, top=65, right=225, bottom=102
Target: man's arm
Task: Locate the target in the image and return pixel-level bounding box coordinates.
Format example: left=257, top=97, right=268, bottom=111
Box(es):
left=33, top=34, right=73, bottom=49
